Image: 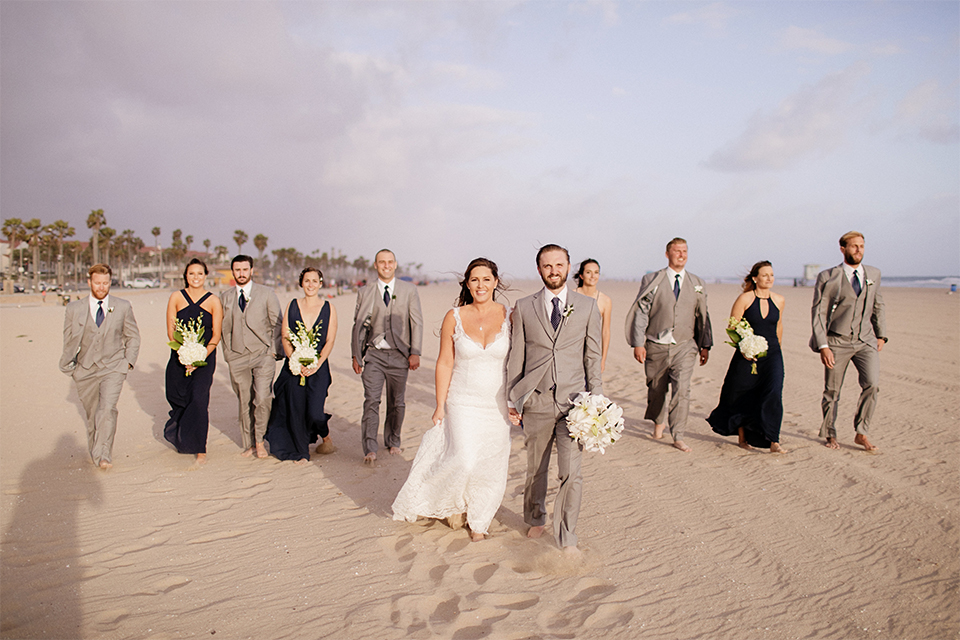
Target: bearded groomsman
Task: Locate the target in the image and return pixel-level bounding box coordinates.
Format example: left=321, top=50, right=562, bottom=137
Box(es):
left=625, top=238, right=713, bottom=452
left=810, top=231, right=887, bottom=451
left=220, top=255, right=283, bottom=458
left=60, top=264, right=141, bottom=469
left=351, top=249, right=423, bottom=464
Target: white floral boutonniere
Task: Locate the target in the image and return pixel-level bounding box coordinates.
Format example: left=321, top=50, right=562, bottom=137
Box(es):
left=694, top=286, right=703, bottom=294
left=108, top=307, right=115, bottom=313
left=562, top=304, right=574, bottom=318
left=866, top=279, right=874, bottom=286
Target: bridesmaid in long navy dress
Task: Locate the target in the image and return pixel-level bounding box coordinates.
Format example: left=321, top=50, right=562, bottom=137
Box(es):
left=165, top=258, right=223, bottom=464
left=707, top=261, right=787, bottom=453
left=265, top=267, right=338, bottom=463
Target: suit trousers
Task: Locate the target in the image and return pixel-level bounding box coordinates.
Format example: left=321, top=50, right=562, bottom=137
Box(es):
left=360, top=348, right=409, bottom=455
left=522, top=401, right=583, bottom=549
left=820, top=336, right=880, bottom=438
left=226, top=349, right=276, bottom=449
left=643, top=339, right=698, bottom=439
left=73, top=366, right=127, bottom=465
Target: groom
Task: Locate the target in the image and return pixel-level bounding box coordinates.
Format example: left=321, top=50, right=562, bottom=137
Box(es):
left=507, top=244, right=603, bottom=552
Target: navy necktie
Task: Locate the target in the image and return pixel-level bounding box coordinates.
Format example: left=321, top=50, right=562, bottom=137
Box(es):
left=673, top=274, right=681, bottom=299
left=551, top=297, right=561, bottom=330
left=383, top=286, right=391, bottom=306
left=238, top=290, right=247, bottom=311
left=852, top=271, right=862, bottom=296
left=96, top=301, right=105, bottom=327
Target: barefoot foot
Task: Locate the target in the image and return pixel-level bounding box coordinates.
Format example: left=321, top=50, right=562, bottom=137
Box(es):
left=255, top=442, right=268, bottom=458
left=316, top=437, right=336, bottom=455
left=98, top=460, right=113, bottom=470
left=389, top=446, right=403, bottom=455
left=854, top=434, right=878, bottom=451
left=673, top=440, right=692, bottom=453
left=527, top=525, right=545, bottom=539
left=652, top=424, right=666, bottom=440
left=824, top=437, right=840, bottom=450
left=770, top=442, right=787, bottom=454
left=470, top=531, right=486, bottom=542
left=447, top=513, right=465, bottom=530
left=240, top=447, right=256, bottom=457
left=363, top=452, right=377, bottom=465
left=196, top=453, right=207, bottom=464
left=737, top=428, right=754, bottom=450
left=294, top=458, right=310, bottom=466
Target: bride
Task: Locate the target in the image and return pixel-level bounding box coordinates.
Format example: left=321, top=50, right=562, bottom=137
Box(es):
left=392, top=258, right=512, bottom=542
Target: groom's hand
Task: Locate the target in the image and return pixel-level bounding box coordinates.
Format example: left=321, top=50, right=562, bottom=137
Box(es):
left=633, top=346, right=646, bottom=363
left=408, top=355, right=420, bottom=371
left=352, top=357, right=363, bottom=375
left=508, top=408, right=522, bottom=426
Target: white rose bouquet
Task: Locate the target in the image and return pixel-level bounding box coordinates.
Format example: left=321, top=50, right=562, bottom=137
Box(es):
left=168, top=316, right=208, bottom=377
left=565, top=392, right=625, bottom=454
left=725, top=316, right=768, bottom=375
left=288, top=320, right=321, bottom=386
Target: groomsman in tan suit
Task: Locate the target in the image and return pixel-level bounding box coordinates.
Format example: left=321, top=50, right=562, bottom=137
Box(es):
left=220, top=255, right=283, bottom=458
left=626, top=238, right=713, bottom=452
left=351, top=249, right=423, bottom=464
left=810, top=231, right=887, bottom=451
left=60, top=264, right=141, bottom=469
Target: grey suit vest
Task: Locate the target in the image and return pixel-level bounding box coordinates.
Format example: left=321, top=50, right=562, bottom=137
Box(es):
left=78, top=314, right=103, bottom=369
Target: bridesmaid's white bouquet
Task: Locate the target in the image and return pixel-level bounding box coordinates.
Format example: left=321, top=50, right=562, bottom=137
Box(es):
left=168, top=316, right=208, bottom=376
left=566, top=392, right=625, bottom=454
left=725, top=317, right=768, bottom=375
left=289, top=320, right=320, bottom=386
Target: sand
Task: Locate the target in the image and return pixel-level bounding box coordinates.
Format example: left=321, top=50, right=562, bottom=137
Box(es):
left=1, top=280, right=957, bottom=640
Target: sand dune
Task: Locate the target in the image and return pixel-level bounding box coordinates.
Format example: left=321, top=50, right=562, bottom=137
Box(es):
left=1, top=280, right=957, bottom=639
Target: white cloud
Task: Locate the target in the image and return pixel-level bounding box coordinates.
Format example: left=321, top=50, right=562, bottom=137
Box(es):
left=892, top=80, right=959, bottom=144
left=428, top=62, right=502, bottom=91
left=664, top=2, right=736, bottom=31
left=778, top=26, right=854, bottom=55
left=704, top=63, right=871, bottom=172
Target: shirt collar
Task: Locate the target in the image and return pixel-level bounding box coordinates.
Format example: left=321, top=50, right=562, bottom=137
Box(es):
left=667, top=267, right=686, bottom=280
left=236, top=283, right=252, bottom=298
left=841, top=263, right=863, bottom=281
left=543, top=286, right=567, bottom=305
left=90, top=294, right=109, bottom=314
left=378, top=278, right=396, bottom=294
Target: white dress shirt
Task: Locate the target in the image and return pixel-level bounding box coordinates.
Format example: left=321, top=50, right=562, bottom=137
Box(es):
left=374, top=278, right=396, bottom=349
left=542, top=286, right=568, bottom=323
left=89, top=294, right=110, bottom=323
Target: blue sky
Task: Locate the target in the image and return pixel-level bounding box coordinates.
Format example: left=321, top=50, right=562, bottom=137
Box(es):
left=1, top=1, right=957, bottom=280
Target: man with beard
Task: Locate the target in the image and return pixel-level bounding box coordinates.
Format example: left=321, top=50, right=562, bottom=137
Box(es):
left=220, top=255, right=283, bottom=458
left=810, top=231, right=887, bottom=451
left=507, top=244, right=603, bottom=553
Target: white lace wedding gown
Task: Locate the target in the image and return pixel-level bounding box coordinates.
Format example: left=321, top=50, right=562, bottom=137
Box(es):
left=392, top=306, right=512, bottom=535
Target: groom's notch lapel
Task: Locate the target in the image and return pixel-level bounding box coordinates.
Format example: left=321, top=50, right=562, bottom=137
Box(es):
left=531, top=289, right=553, bottom=340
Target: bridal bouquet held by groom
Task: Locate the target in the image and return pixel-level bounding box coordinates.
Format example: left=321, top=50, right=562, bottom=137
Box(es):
left=507, top=244, right=603, bottom=554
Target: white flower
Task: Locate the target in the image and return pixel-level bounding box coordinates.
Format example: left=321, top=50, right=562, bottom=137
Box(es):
left=562, top=304, right=574, bottom=318
left=108, top=307, right=115, bottom=313
left=288, top=320, right=321, bottom=385
left=566, top=391, right=625, bottom=454
left=694, top=286, right=703, bottom=293
left=866, top=279, right=874, bottom=286
left=177, top=342, right=207, bottom=367
left=169, top=315, right=208, bottom=376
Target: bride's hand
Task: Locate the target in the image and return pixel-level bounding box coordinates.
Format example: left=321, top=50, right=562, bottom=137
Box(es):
left=432, top=406, right=444, bottom=426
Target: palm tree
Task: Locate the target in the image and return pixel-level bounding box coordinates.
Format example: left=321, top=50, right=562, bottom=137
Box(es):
left=253, top=233, right=268, bottom=268
left=203, top=238, right=211, bottom=258
left=22, top=219, right=42, bottom=290
left=99, top=227, right=116, bottom=268
left=233, top=230, right=248, bottom=256
left=170, top=229, right=185, bottom=266
left=214, top=245, right=229, bottom=264
left=87, top=209, right=106, bottom=264
left=117, top=229, right=141, bottom=283
left=151, top=226, right=162, bottom=281
left=185, top=235, right=194, bottom=254
left=1, top=218, right=23, bottom=285
left=64, top=240, right=82, bottom=285
left=48, top=220, right=75, bottom=286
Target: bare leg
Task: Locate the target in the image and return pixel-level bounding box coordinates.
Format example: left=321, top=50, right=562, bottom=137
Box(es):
left=854, top=434, right=878, bottom=451
left=824, top=437, right=840, bottom=450
left=673, top=440, right=691, bottom=453
left=652, top=424, right=666, bottom=439
left=737, top=428, right=754, bottom=451
left=527, top=525, right=545, bottom=539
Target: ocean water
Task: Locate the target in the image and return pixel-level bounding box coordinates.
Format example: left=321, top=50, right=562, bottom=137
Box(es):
left=708, top=276, right=960, bottom=289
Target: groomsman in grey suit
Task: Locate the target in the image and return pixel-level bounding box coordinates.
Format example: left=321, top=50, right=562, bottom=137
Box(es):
left=625, top=237, right=713, bottom=452
left=507, top=244, right=603, bottom=552
left=351, top=249, right=423, bottom=464
left=59, top=264, right=141, bottom=469
left=810, top=231, right=887, bottom=451
left=220, top=255, right=283, bottom=458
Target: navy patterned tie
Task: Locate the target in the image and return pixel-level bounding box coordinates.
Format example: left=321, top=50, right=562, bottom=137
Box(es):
left=238, top=290, right=247, bottom=311
left=96, top=301, right=105, bottom=327
left=673, top=274, right=681, bottom=299
left=383, top=286, right=391, bottom=306
left=551, top=297, right=561, bottom=330
left=852, top=271, right=862, bottom=296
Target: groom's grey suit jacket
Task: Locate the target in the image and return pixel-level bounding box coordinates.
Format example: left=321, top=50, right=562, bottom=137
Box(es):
left=507, top=289, right=603, bottom=414
left=810, top=264, right=886, bottom=351
left=60, top=296, right=140, bottom=375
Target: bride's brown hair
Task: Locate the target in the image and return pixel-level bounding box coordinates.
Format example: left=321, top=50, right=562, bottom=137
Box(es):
left=457, top=258, right=507, bottom=307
